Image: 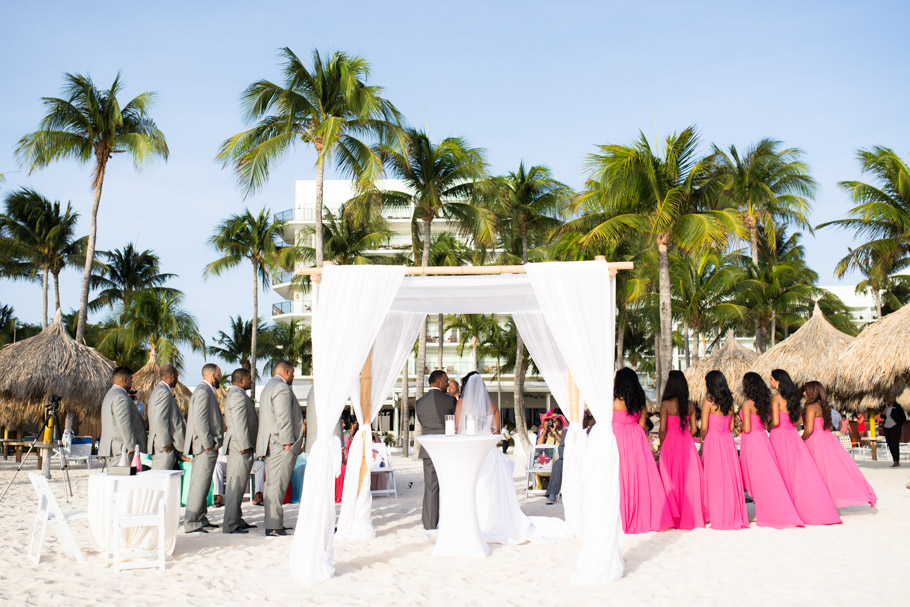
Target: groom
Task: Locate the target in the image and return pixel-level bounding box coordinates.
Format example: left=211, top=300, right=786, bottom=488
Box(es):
left=416, top=370, right=457, bottom=530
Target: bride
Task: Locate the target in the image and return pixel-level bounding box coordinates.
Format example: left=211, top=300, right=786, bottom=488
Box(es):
left=455, top=371, right=532, bottom=544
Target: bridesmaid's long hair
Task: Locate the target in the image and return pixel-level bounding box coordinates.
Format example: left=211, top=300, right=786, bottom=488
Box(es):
left=662, top=370, right=690, bottom=429
left=614, top=367, right=646, bottom=416
left=704, top=370, right=735, bottom=416
left=771, top=369, right=802, bottom=423
left=803, top=381, right=833, bottom=431
left=742, top=372, right=772, bottom=429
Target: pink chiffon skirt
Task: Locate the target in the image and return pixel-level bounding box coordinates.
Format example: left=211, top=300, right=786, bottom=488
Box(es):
left=701, top=415, right=748, bottom=530
left=805, top=419, right=876, bottom=509
left=658, top=416, right=705, bottom=529
left=739, top=415, right=803, bottom=528
left=770, top=418, right=841, bottom=525
left=614, top=411, right=673, bottom=533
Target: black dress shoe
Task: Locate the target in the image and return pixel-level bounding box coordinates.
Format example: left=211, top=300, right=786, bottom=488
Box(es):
left=240, top=521, right=257, bottom=529
left=284, top=526, right=293, bottom=531
left=265, top=528, right=289, bottom=537
left=225, top=528, right=248, bottom=534
left=204, top=522, right=220, bottom=529
left=186, top=527, right=208, bottom=534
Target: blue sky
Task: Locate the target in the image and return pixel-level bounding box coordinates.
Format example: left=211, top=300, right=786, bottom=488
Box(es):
left=1, top=0, right=908, bottom=380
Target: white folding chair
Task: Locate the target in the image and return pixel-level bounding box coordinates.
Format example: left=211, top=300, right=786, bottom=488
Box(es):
left=106, top=479, right=167, bottom=572
left=27, top=472, right=86, bottom=564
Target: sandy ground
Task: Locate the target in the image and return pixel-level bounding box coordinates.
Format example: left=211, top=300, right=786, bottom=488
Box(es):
left=0, top=451, right=906, bottom=607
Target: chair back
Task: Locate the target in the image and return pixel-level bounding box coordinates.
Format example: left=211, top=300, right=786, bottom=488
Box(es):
left=67, top=437, right=94, bottom=458
left=837, top=434, right=852, bottom=451
left=28, top=472, right=65, bottom=521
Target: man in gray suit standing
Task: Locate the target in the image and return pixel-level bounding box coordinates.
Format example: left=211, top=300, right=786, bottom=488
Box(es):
left=222, top=368, right=258, bottom=534
left=146, top=364, right=186, bottom=470
left=416, top=370, right=456, bottom=530
left=256, top=361, right=304, bottom=536
left=183, top=363, right=224, bottom=534
left=99, top=367, right=146, bottom=462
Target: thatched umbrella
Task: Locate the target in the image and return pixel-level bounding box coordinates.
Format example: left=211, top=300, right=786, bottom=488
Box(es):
left=684, top=333, right=758, bottom=404
left=749, top=303, right=854, bottom=389
left=0, top=311, right=115, bottom=427
left=132, top=358, right=192, bottom=416
left=832, top=303, right=910, bottom=401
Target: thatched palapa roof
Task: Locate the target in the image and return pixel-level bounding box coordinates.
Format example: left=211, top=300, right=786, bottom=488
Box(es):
left=749, top=303, right=854, bottom=389
left=0, top=311, right=115, bottom=426
left=133, top=358, right=192, bottom=416
left=684, top=333, right=758, bottom=404
left=832, top=303, right=910, bottom=403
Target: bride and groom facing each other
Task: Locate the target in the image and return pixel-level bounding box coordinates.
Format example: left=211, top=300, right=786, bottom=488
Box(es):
left=416, top=369, right=532, bottom=545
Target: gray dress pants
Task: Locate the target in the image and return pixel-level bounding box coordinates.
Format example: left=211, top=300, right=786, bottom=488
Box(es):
left=264, top=437, right=302, bottom=530
left=151, top=449, right=176, bottom=470
left=223, top=450, right=253, bottom=533
left=422, top=458, right=440, bottom=530
left=184, top=449, right=217, bottom=532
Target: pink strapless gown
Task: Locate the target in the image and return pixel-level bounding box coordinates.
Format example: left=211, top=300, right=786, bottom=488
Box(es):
left=770, top=416, right=841, bottom=525
left=658, top=415, right=705, bottom=529
left=613, top=411, right=673, bottom=533
left=739, top=415, right=803, bottom=528
left=701, top=414, right=749, bottom=530
left=805, top=418, right=877, bottom=509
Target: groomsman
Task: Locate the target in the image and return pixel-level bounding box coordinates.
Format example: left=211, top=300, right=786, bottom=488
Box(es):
left=183, top=364, right=224, bottom=534
left=222, top=368, right=258, bottom=534
left=146, top=364, right=186, bottom=470
left=99, top=367, right=146, bottom=462
left=416, top=370, right=456, bottom=530
left=256, top=361, right=304, bottom=536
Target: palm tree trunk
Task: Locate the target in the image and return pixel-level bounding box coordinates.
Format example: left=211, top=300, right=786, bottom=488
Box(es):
left=654, top=331, right=662, bottom=401
left=76, top=169, right=105, bottom=343
left=616, top=311, right=625, bottom=370
left=41, top=266, right=49, bottom=329
left=52, top=270, right=61, bottom=317
left=770, top=314, right=777, bottom=348
left=496, top=356, right=502, bottom=410
left=251, top=260, right=259, bottom=399
left=656, top=237, right=673, bottom=402
left=873, top=290, right=882, bottom=319
left=314, top=154, right=326, bottom=268
left=692, top=326, right=701, bottom=363
left=521, top=230, right=529, bottom=264
left=412, top=221, right=432, bottom=460
left=437, top=313, right=444, bottom=370
left=684, top=320, right=691, bottom=368
left=401, top=358, right=410, bottom=456
left=513, top=243, right=531, bottom=452
left=471, top=336, right=477, bottom=371
left=749, top=220, right=760, bottom=267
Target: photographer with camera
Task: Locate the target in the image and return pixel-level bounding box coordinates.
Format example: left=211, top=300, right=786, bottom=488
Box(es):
left=99, top=366, right=147, bottom=464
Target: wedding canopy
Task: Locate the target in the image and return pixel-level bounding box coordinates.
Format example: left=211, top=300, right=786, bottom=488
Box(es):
left=289, top=260, right=630, bottom=586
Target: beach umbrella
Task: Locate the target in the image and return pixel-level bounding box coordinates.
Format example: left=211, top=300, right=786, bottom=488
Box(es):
left=132, top=357, right=192, bottom=416
left=749, top=303, right=854, bottom=389
left=684, top=333, right=758, bottom=405
left=0, top=310, right=115, bottom=427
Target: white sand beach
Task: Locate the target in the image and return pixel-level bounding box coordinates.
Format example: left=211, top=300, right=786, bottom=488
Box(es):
left=1, top=453, right=906, bottom=607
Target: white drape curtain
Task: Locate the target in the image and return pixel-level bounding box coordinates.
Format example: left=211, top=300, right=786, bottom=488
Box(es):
left=289, top=265, right=407, bottom=584
left=336, top=312, right=425, bottom=540
left=512, top=311, right=585, bottom=536
left=525, top=261, right=624, bottom=584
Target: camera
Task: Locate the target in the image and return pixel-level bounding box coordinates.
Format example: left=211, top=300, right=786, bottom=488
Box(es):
left=46, top=393, right=62, bottom=413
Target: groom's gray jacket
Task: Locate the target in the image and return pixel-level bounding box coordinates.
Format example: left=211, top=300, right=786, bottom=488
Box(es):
left=416, top=388, right=457, bottom=459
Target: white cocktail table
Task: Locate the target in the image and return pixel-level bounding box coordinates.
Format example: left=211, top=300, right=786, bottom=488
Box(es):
left=416, top=434, right=501, bottom=558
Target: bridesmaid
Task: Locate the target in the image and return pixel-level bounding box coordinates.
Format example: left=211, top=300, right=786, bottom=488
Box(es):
left=658, top=371, right=705, bottom=529
left=700, top=370, right=749, bottom=530
left=739, top=373, right=803, bottom=528
left=802, top=381, right=877, bottom=509
left=613, top=368, right=674, bottom=533
left=768, top=370, right=841, bottom=525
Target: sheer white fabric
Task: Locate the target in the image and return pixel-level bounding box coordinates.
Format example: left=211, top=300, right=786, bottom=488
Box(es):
left=513, top=311, right=585, bottom=536
left=525, top=260, right=624, bottom=584
left=336, top=312, right=425, bottom=540
left=389, top=274, right=540, bottom=314
left=289, top=265, right=407, bottom=584
left=457, top=374, right=494, bottom=435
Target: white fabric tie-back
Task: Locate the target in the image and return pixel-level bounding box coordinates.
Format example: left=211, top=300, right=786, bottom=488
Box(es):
left=526, top=260, right=624, bottom=584
left=289, top=265, right=407, bottom=584
left=336, top=312, right=425, bottom=540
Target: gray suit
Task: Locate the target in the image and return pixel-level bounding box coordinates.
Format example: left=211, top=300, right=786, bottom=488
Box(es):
left=222, top=386, right=258, bottom=533
left=256, top=376, right=304, bottom=531
left=183, top=382, right=224, bottom=532
left=99, top=385, right=146, bottom=459
left=415, top=388, right=456, bottom=530
left=146, top=382, right=186, bottom=470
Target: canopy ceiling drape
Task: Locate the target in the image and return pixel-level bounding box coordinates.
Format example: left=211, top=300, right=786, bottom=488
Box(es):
left=290, top=261, right=624, bottom=585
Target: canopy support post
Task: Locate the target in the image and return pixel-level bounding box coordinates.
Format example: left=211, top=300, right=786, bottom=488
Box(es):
left=358, top=350, right=372, bottom=495
left=568, top=369, right=580, bottom=424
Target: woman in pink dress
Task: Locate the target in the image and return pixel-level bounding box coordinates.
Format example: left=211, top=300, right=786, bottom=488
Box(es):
left=739, top=373, right=803, bottom=528
left=658, top=371, right=705, bottom=529
left=768, top=370, right=841, bottom=525
left=613, top=368, right=673, bottom=533
left=802, top=381, right=876, bottom=509
left=699, top=370, right=749, bottom=530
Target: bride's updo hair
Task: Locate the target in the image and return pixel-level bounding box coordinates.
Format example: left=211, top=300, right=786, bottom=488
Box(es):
left=461, top=370, right=480, bottom=391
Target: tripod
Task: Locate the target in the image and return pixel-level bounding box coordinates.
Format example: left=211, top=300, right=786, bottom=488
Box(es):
left=0, top=397, right=73, bottom=504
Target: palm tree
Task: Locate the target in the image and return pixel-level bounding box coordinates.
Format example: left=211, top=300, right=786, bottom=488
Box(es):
left=444, top=314, right=496, bottom=371
left=1, top=188, right=84, bottom=327
left=266, top=320, right=312, bottom=374
left=16, top=72, right=168, bottom=343
left=208, top=315, right=269, bottom=373
left=89, top=243, right=176, bottom=312
left=217, top=48, right=403, bottom=268
left=569, top=127, right=740, bottom=398
left=423, top=233, right=471, bottom=369
left=206, top=209, right=285, bottom=397
left=101, top=290, right=204, bottom=370
left=284, top=203, right=391, bottom=266
left=819, top=147, right=910, bottom=318
left=373, top=128, right=488, bottom=401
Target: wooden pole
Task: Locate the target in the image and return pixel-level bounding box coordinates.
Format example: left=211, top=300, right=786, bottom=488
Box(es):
left=295, top=260, right=633, bottom=278
left=568, top=369, right=580, bottom=423
left=358, top=350, right=372, bottom=495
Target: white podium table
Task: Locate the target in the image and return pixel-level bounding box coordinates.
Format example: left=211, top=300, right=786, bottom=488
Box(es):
left=87, top=470, right=182, bottom=557
left=416, top=434, right=501, bottom=558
